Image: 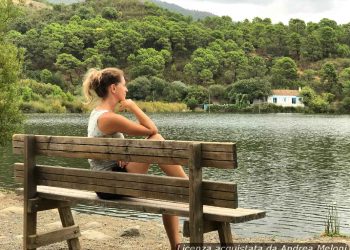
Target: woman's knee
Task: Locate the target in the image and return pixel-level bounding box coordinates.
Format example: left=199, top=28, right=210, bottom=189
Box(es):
left=147, top=133, right=165, bottom=141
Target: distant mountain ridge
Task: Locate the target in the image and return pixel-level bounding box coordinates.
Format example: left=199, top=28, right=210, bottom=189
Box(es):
left=148, top=0, right=215, bottom=19
left=44, top=0, right=84, bottom=3
left=43, top=0, right=215, bottom=19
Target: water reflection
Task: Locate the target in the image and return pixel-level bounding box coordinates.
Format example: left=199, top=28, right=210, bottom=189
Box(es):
left=0, top=113, right=349, bottom=238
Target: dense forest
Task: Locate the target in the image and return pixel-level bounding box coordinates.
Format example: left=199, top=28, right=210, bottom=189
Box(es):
left=4, top=0, right=350, bottom=113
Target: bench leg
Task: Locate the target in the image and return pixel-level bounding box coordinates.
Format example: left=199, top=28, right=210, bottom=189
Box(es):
left=58, top=206, right=81, bottom=250
left=23, top=210, right=37, bottom=250
left=218, top=222, right=233, bottom=244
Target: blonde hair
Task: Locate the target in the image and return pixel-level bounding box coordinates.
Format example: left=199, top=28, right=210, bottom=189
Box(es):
left=82, top=67, right=124, bottom=105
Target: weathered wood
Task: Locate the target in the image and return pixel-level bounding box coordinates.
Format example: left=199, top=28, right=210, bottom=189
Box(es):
left=183, top=220, right=221, bottom=237
left=14, top=163, right=235, bottom=191
left=189, top=143, right=203, bottom=243
left=12, top=147, right=236, bottom=169
left=218, top=222, right=233, bottom=244
left=28, top=198, right=74, bottom=213
left=27, top=225, right=80, bottom=249
left=12, top=133, right=265, bottom=248
left=23, top=135, right=37, bottom=250
left=27, top=186, right=265, bottom=223
left=13, top=140, right=236, bottom=161
left=13, top=134, right=237, bottom=169
left=12, top=140, right=190, bottom=158
left=58, top=206, right=81, bottom=250
left=13, top=134, right=235, bottom=152
left=14, top=164, right=238, bottom=208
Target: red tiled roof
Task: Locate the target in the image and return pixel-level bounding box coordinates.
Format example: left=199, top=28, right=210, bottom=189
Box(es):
left=272, top=89, right=300, bottom=96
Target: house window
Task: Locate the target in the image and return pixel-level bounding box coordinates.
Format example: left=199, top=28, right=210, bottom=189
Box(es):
left=273, top=97, right=277, bottom=103
left=292, top=97, right=296, bottom=104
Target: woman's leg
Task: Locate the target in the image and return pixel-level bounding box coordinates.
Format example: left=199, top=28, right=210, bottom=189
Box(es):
left=125, top=133, right=187, bottom=249
left=147, top=134, right=187, bottom=250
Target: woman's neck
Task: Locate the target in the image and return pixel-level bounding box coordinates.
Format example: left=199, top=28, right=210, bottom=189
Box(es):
left=96, top=98, right=117, bottom=112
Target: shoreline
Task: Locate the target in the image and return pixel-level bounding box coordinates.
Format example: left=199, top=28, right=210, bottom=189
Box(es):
left=0, top=190, right=349, bottom=250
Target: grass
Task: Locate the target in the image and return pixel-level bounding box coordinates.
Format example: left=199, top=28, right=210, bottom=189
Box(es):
left=323, top=203, right=341, bottom=237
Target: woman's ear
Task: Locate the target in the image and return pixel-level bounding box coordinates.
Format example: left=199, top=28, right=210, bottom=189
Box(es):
left=111, top=84, right=117, bottom=94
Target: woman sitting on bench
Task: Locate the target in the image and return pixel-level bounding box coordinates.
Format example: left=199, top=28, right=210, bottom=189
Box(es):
left=82, top=67, right=187, bottom=250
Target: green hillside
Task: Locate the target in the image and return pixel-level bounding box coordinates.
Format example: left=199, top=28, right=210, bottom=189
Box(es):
left=5, top=0, right=350, bottom=113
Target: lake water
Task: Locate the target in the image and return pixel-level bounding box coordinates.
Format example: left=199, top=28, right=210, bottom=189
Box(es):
left=1, top=113, right=349, bottom=238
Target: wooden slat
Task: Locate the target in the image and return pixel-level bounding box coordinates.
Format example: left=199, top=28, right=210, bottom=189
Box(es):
left=14, top=165, right=238, bottom=208
left=28, top=198, right=74, bottom=213
left=13, top=134, right=236, bottom=152
left=15, top=175, right=235, bottom=208
left=28, top=225, right=80, bottom=249
left=189, top=143, right=203, bottom=243
left=13, top=134, right=237, bottom=169
left=14, top=163, right=235, bottom=192
left=28, top=186, right=265, bottom=223
left=13, top=147, right=188, bottom=166
left=12, top=141, right=190, bottom=159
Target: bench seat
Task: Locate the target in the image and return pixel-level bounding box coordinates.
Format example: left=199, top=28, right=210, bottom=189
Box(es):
left=31, top=186, right=265, bottom=224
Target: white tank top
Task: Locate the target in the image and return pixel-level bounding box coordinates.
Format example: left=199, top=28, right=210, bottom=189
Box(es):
left=87, top=109, right=124, bottom=171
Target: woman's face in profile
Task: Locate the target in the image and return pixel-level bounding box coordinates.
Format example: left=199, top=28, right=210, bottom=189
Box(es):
left=114, top=76, right=128, bottom=102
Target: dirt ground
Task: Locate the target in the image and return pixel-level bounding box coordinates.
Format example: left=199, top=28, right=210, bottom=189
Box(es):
left=0, top=190, right=349, bottom=250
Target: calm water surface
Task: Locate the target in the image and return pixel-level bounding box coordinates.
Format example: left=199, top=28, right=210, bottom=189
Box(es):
left=1, top=113, right=349, bottom=238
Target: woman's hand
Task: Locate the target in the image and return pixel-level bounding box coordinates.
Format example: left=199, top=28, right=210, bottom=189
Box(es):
left=119, top=99, right=138, bottom=112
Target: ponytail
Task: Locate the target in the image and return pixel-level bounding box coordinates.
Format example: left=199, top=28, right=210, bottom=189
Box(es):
left=82, top=67, right=124, bottom=105
left=82, top=68, right=102, bottom=105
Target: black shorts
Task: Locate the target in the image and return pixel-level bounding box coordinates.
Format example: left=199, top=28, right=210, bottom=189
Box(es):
left=96, top=164, right=128, bottom=200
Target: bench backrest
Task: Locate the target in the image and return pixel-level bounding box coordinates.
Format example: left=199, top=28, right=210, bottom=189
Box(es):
left=13, top=134, right=238, bottom=208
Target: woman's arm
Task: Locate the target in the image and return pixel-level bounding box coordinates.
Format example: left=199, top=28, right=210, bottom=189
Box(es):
left=98, top=100, right=158, bottom=136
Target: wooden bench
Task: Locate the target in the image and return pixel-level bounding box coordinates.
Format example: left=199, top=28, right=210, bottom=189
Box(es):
left=12, top=134, right=265, bottom=249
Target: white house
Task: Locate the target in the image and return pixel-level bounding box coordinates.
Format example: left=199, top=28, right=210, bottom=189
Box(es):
left=267, top=89, right=304, bottom=107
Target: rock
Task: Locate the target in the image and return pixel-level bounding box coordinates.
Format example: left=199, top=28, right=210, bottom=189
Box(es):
left=83, top=221, right=103, bottom=230
left=120, top=226, right=141, bottom=237
left=81, top=230, right=113, bottom=241
left=0, top=193, right=5, bottom=199
left=0, top=206, right=23, bottom=215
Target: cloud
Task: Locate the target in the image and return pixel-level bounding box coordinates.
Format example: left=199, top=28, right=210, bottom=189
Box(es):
left=285, top=0, right=335, bottom=13
left=162, top=0, right=349, bottom=24
left=183, top=0, right=335, bottom=13
left=190, top=0, right=274, bottom=5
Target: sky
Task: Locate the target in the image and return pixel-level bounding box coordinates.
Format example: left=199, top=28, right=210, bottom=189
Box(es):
left=161, top=0, right=350, bottom=24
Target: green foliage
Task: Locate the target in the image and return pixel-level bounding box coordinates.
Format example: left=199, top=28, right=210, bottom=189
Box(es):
left=271, top=57, right=298, bottom=88
left=185, top=85, right=208, bottom=104
left=229, top=78, right=272, bottom=104
left=300, top=86, right=332, bottom=113
left=0, top=48, right=23, bottom=140
left=0, top=0, right=19, bottom=37
left=134, top=101, right=187, bottom=112
left=184, top=48, right=219, bottom=85
left=208, top=84, right=226, bottom=101
left=185, top=97, right=198, bottom=111
left=320, top=62, right=342, bottom=97
left=128, top=48, right=170, bottom=78
left=101, top=7, right=121, bottom=20
left=339, top=67, right=350, bottom=96
left=209, top=103, right=304, bottom=113
left=0, top=1, right=23, bottom=145
left=162, top=81, right=188, bottom=102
